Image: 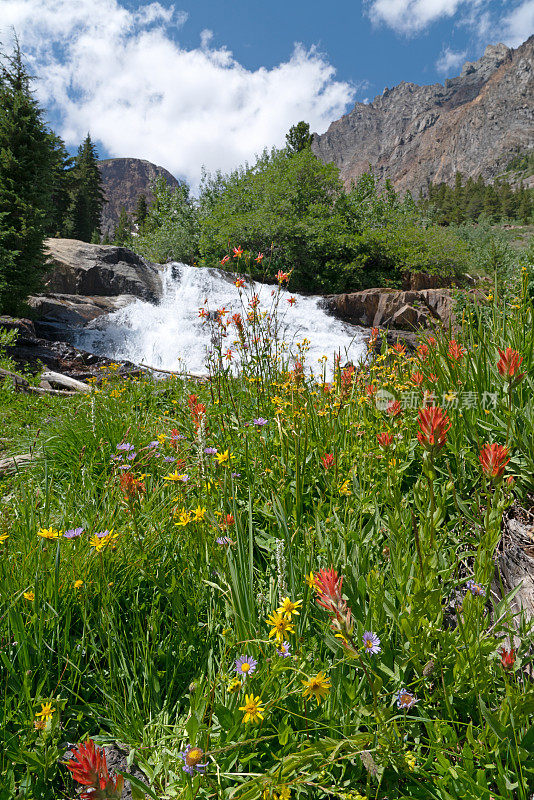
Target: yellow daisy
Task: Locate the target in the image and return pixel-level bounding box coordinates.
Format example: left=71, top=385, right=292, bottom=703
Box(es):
left=266, top=611, right=295, bottom=643
left=302, top=671, right=331, bottom=705
left=239, top=693, right=265, bottom=724
left=276, top=597, right=302, bottom=620
left=35, top=701, right=55, bottom=720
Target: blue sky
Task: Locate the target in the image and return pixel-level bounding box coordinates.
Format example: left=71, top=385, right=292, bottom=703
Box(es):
left=2, top=0, right=533, bottom=187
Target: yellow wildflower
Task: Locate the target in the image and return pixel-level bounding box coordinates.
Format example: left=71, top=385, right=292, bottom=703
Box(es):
left=74, top=580, right=83, bottom=589
left=192, top=505, right=207, bottom=522
left=163, top=470, right=188, bottom=482
left=266, top=611, right=295, bottom=643
left=339, top=479, right=352, bottom=496
left=305, top=572, right=319, bottom=591
left=301, top=671, right=331, bottom=705
left=175, top=507, right=192, bottom=527
left=239, top=693, right=265, bottom=724
left=89, top=531, right=118, bottom=551
left=215, top=449, right=230, bottom=465
left=0, top=533, right=9, bottom=543
left=228, top=677, right=242, bottom=693
left=35, top=702, right=55, bottom=720
left=37, top=527, right=61, bottom=540
left=276, top=597, right=302, bottom=620
left=23, top=591, right=35, bottom=602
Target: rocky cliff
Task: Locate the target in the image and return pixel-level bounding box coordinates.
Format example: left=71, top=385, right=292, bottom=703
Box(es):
left=99, top=158, right=180, bottom=235
left=312, top=36, right=534, bottom=196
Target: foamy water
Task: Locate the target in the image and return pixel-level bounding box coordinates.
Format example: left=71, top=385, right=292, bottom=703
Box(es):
left=74, top=263, right=367, bottom=375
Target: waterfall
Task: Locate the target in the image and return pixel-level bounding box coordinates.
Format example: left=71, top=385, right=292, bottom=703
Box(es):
left=74, top=263, right=367, bottom=375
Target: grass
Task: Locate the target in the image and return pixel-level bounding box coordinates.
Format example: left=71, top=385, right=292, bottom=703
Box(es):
left=1, top=258, right=534, bottom=799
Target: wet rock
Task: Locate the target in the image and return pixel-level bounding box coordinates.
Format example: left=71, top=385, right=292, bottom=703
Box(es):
left=44, top=238, right=162, bottom=301
left=28, top=293, right=137, bottom=332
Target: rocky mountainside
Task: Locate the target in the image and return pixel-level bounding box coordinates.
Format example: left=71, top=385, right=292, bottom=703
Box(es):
left=312, top=36, right=534, bottom=196
left=99, top=158, right=180, bottom=235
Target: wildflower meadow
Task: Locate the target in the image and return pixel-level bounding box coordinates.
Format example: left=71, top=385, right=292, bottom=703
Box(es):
left=1, top=257, right=534, bottom=800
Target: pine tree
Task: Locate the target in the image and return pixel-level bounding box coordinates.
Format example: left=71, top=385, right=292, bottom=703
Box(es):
left=66, top=134, right=105, bottom=242
left=46, top=133, right=75, bottom=237
left=112, top=207, right=132, bottom=246
left=285, top=121, right=313, bottom=155
left=0, top=40, right=56, bottom=313
left=134, top=194, right=148, bottom=227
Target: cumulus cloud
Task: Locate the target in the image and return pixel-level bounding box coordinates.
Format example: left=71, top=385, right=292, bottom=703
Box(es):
left=436, top=46, right=468, bottom=73
left=0, top=0, right=354, bottom=189
left=367, top=0, right=533, bottom=43
left=367, top=0, right=472, bottom=34
left=500, top=0, right=534, bottom=46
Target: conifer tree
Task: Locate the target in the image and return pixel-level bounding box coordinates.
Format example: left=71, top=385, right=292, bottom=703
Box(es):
left=66, top=134, right=105, bottom=242
left=112, top=207, right=132, bottom=246
left=0, top=40, right=56, bottom=313
left=134, top=194, right=148, bottom=227
left=285, top=121, right=313, bottom=155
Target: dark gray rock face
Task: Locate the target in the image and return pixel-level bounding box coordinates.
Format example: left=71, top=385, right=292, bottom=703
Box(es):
left=44, top=238, right=162, bottom=302
left=99, top=157, right=180, bottom=235
left=28, top=293, right=137, bottom=330
left=312, top=36, right=534, bottom=195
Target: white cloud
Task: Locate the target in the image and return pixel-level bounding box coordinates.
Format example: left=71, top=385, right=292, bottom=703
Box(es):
left=436, top=45, right=468, bottom=73
left=367, top=0, right=473, bottom=34
left=0, top=0, right=354, bottom=189
left=500, top=0, right=534, bottom=46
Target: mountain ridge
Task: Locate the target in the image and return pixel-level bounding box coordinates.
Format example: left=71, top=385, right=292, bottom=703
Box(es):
left=312, top=36, right=534, bottom=196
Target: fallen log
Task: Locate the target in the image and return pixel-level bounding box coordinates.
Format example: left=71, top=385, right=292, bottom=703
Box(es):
left=0, top=366, right=30, bottom=391
left=0, top=453, right=32, bottom=476
left=496, top=510, right=534, bottom=624
left=39, top=370, right=91, bottom=393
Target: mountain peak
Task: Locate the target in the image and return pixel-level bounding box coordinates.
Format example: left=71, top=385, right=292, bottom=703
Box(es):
left=312, top=36, right=533, bottom=196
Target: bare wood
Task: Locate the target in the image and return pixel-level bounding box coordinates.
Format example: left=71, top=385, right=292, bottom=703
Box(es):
left=0, top=367, right=30, bottom=390
left=0, top=453, right=32, bottom=476
left=28, top=385, right=74, bottom=397
left=39, top=371, right=91, bottom=393
left=138, top=362, right=208, bottom=380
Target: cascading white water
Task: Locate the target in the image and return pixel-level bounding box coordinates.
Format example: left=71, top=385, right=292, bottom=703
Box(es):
left=74, top=263, right=367, bottom=375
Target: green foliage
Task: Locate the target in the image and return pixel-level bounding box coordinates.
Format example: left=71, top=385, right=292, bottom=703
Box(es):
left=133, top=176, right=198, bottom=264
left=0, top=41, right=57, bottom=314
left=134, top=193, right=148, bottom=227
left=423, top=172, right=533, bottom=226
left=197, top=154, right=470, bottom=292
left=285, top=120, right=313, bottom=154
left=2, top=259, right=534, bottom=798
left=65, top=134, right=105, bottom=242
left=112, top=206, right=132, bottom=246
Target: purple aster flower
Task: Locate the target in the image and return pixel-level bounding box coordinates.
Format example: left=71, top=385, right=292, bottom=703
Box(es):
left=235, top=655, right=258, bottom=676
left=216, top=536, right=231, bottom=545
left=276, top=641, right=291, bottom=658
left=64, top=527, right=83, bottom=539
left=163, top=456, right=176, bottom=462
left=231, top=472, right=241, bottom=478
left=116, top=442, right=135, bottom=451
left=179, top=474, right=189, bottom=482
left=179, top=744, right=208, bottom=775
left=466, top=579, right=484, bottom=596
left=204, top=447, right=218, bottom=455
left=126, top=452, right=137, bottom=460
left=171, top=433, right=186, bottom=441
left=362, top=631, right=381, bottom=655
left=396, top=688, right=418, bottom=710
left=149, top=441, right=159, bottom=448
left=118, top=464, right=131, bottom=470
left=253, top=418, right=268, bottom=426
left=95, top=530, right=110, bottom=538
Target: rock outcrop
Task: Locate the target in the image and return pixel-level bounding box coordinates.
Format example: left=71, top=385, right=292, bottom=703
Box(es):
left=99, top=157, right=180, bottom=235
left=44, top=238, right=162, bottom=301
left=312, top=36, right=534, bottom=196
left=323, top=288, right=454, bottom=331
left=0, top=316, right=139, bottom=379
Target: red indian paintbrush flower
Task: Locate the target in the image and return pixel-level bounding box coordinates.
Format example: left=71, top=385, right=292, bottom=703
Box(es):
left=448, top=339, right=466, bottom=361
left=387, top=400, right=402, bottom=418
left=411, top=372, right=424, bottom=386
left=497, top=348, right=524, bottom=383
left=500, top=646, right=516, bottom=671
left=321, top=453, right=335, bottom=470
left=377, top=432, right=393, bottom=448
left=479, top=443, right=510, bottom=480
left=417, top=407, right=451, bottom=452
left=119, top=472, right=145, bottom=501
left=314, top=567, right=344, bottom=613
left=64, top=739, right=124, bottom=800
